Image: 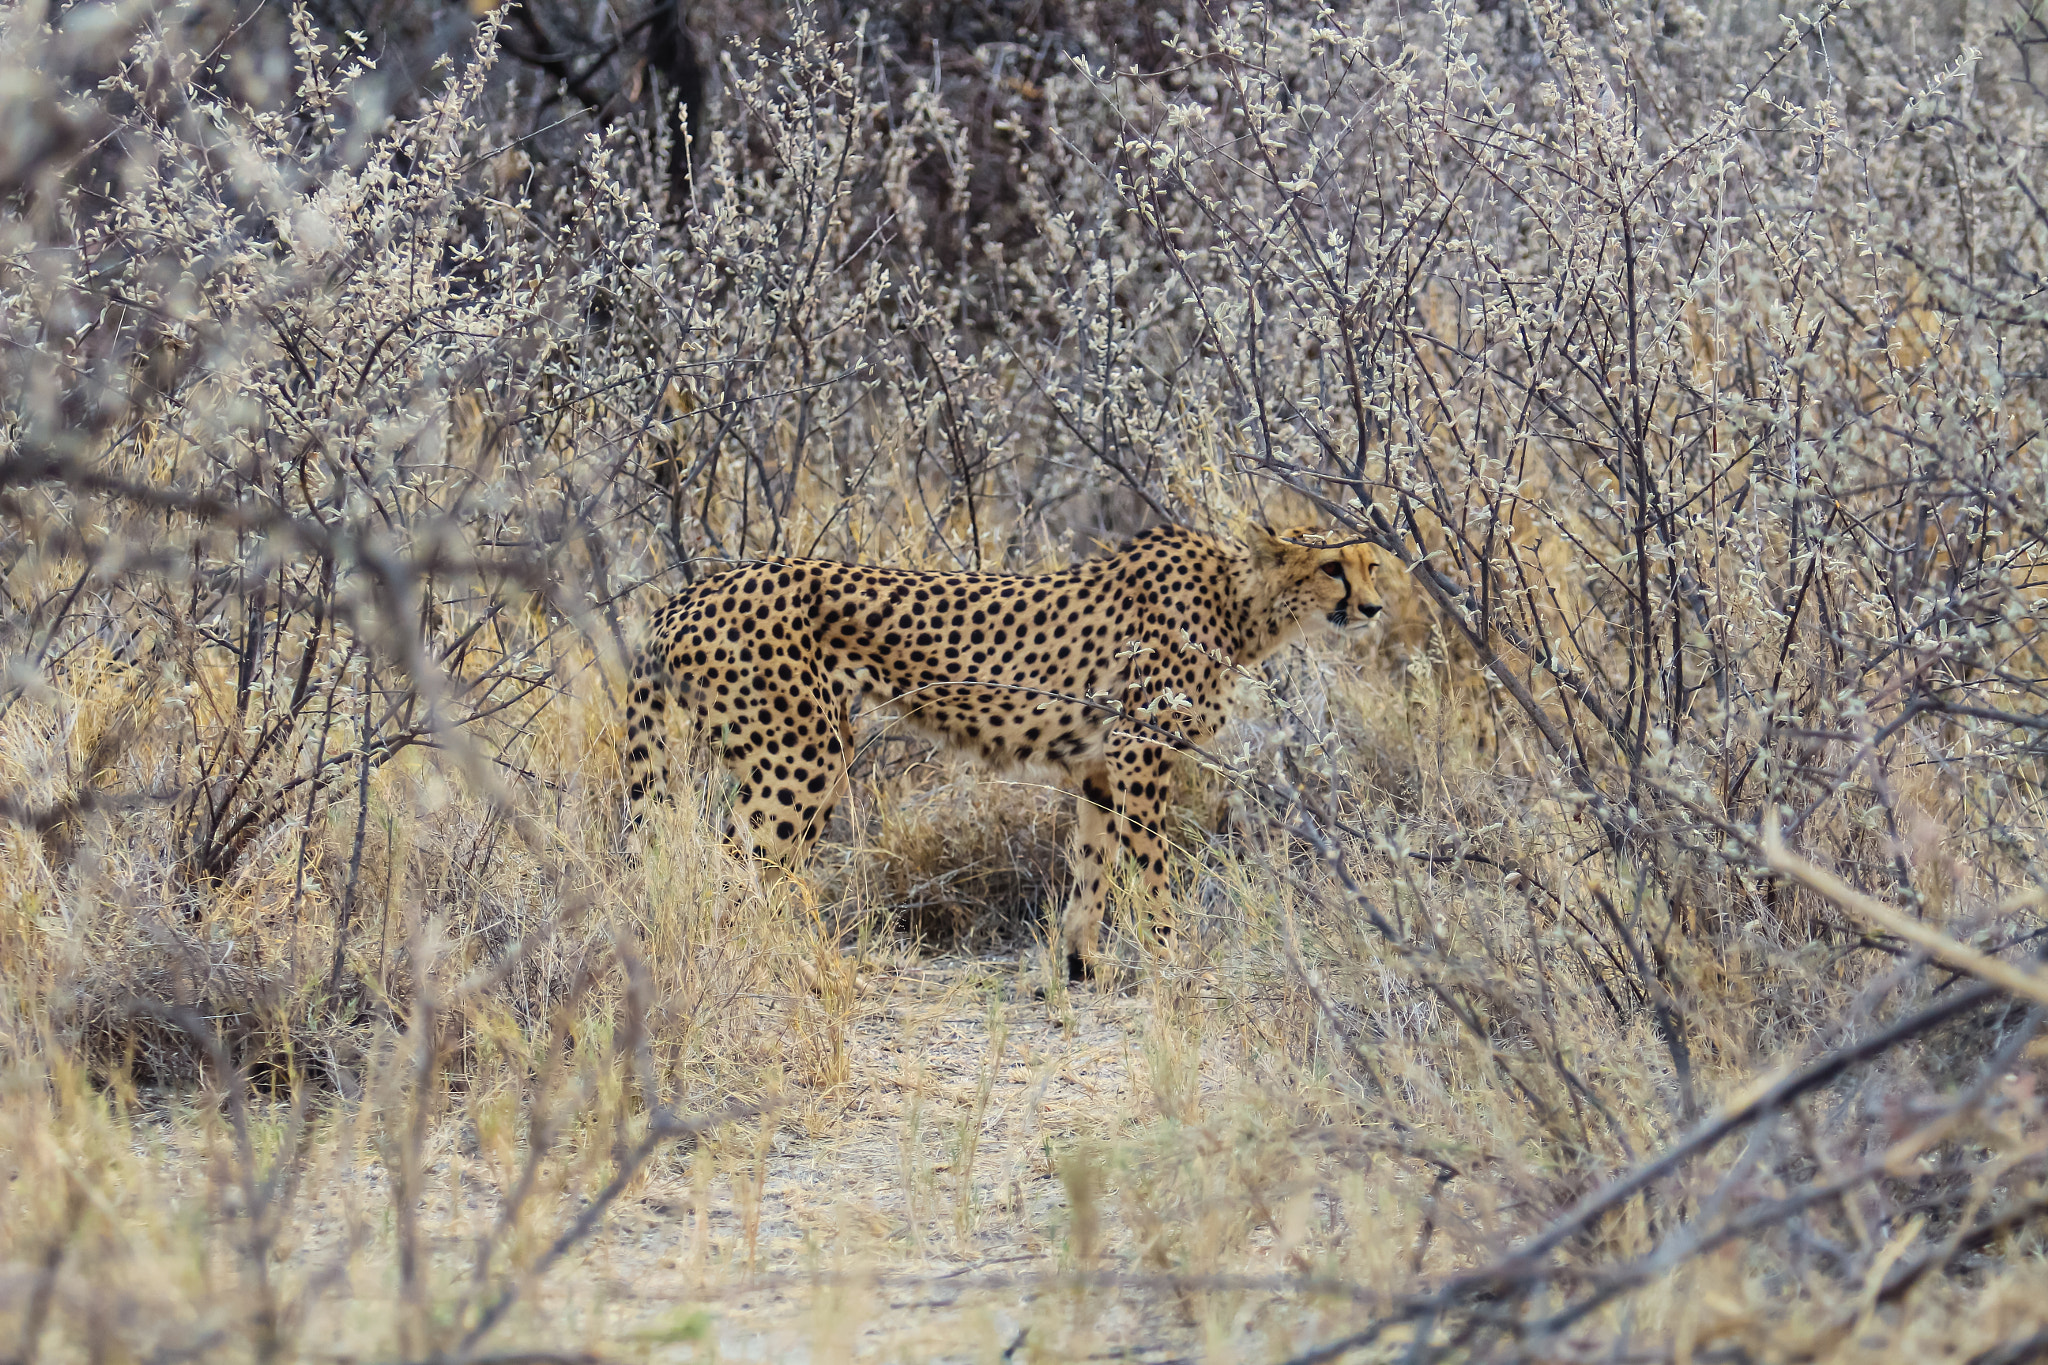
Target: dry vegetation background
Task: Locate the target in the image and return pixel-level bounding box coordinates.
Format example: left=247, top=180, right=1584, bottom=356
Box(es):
left=7, top=0, right=2048, bottom=1357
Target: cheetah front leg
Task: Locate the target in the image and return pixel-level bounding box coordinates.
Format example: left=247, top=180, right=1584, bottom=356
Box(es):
left=1059, top=742, right=1179, bottom=979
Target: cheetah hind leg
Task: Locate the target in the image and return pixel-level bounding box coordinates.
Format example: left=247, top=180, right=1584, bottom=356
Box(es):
left=717, top=674, right=852, bottom=867
left=1103, top=740, right=1179, bottom=952
left=1058, top=753, right=1178, bottom=982
left=1059, top=765, right=1117, bottom=980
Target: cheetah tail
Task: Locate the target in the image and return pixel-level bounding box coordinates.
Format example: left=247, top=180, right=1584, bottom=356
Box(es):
left=621, top=644, right=676, bottom=828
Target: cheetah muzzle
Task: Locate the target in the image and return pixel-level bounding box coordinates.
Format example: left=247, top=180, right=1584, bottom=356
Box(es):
left=621, top=524, right=1390, bottom=979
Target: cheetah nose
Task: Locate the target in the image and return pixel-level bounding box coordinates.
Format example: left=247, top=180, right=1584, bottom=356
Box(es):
left=1359, top=603, right=1383, bottom=618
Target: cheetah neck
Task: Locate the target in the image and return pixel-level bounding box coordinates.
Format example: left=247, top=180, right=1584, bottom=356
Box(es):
left=1230, top=556, right=1308, bottom=667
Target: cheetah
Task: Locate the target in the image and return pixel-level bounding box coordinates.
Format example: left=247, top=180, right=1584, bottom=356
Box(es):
left=622, top=524, right=1389, bottom=975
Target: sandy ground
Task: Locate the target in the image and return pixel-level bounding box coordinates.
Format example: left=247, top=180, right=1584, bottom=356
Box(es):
left=506, top=951, right=1319, bottom=1363
left=111, top=943, right=1352, bottom=1364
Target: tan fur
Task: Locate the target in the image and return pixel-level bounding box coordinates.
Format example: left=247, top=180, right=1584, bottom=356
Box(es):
left=622, top=524, right=1387, bottom=974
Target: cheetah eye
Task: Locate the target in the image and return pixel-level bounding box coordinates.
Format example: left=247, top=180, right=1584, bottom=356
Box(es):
left=1320, top=562, right=1345, bottom=579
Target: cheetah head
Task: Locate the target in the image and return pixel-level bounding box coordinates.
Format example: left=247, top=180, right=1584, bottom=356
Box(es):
left=1248, top=526, right=1390, bottom=636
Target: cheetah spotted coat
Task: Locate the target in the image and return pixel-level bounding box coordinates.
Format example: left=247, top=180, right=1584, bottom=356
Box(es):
left=622, top=524, right=1388, bottom=972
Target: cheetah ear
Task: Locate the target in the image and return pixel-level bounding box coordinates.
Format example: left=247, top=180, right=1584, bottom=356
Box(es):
left=1248, top=524, right=1293, bottom=569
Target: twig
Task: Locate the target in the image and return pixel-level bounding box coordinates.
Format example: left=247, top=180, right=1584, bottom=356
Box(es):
left=1763, top=811, right=2048, bottom=1008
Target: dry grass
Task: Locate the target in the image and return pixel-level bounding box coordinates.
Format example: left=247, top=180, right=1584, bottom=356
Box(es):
left=4, top=626, right=2045, bottom=1363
